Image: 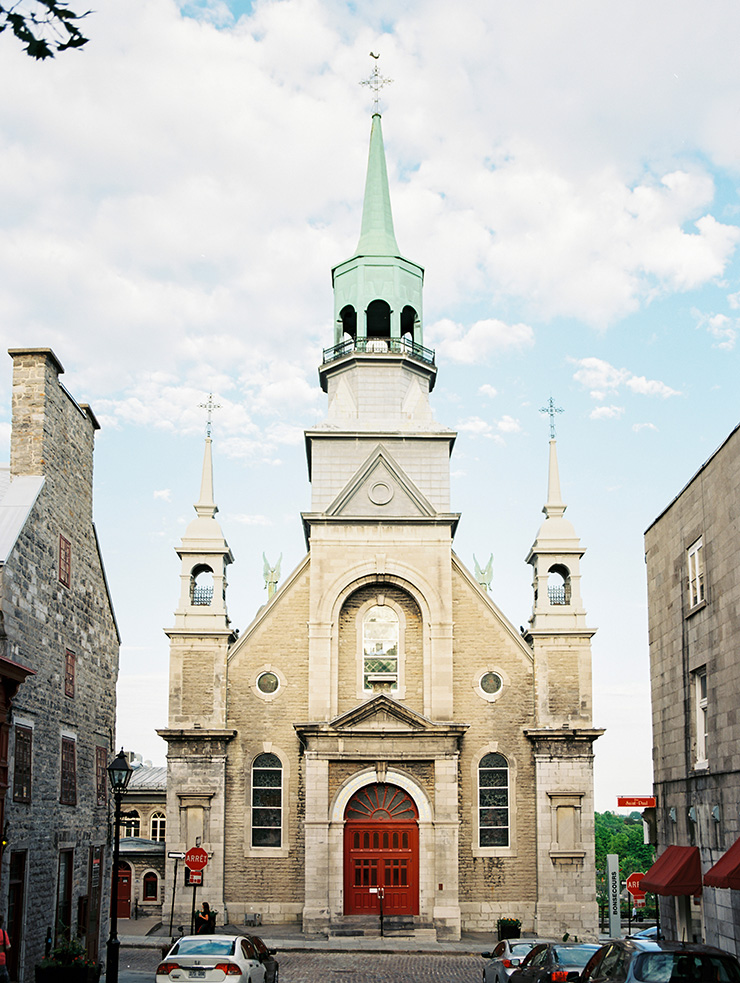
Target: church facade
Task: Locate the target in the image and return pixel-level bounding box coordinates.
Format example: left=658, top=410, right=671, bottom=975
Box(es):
left=160, top=115, right=602, bottom=940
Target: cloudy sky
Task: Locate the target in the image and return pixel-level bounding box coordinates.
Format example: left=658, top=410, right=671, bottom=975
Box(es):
left=2, top=0, right=740, bottom=811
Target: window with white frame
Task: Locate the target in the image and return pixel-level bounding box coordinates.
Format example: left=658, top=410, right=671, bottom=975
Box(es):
left=687, top=538, right=704, bottom=607
left=121, top=809, right=140, bottom=838
left=694, top=667, right=708, bottom=766
left=362, top=605, right=399, bottom=691
left=150, top=812, right=166, bottom=841
left=251, top=753, right=282, bottom=847
left=478, top=752, right=509, bottom=847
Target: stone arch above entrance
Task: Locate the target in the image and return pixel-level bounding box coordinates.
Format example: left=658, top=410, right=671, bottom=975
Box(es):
left=343, top=783, right=419, bottom=916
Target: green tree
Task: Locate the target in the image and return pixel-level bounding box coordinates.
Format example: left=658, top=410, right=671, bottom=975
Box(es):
left=0, top=0, right=88, bottom=59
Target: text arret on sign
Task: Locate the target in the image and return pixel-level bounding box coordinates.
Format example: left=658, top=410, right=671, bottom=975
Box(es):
left=185, top=846, right=209, bottom=871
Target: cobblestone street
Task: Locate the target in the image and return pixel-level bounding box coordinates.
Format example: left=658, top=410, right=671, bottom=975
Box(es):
left=116, top=947, right=484, bottom=983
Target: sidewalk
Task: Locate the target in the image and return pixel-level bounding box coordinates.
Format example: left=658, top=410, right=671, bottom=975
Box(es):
left=118, top=915, right=498, bottom=954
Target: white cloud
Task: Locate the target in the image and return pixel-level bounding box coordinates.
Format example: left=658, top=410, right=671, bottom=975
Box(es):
left=153, top=488, right=172, bottom=501
left=572, top=357, right=681, bottom=401
left=496, top=415, right=522, bottom=433
left=428, top=318, right=534, bottom=365
left=633, top=422, right=658, bottom=432
left=694, top=311, right=737, bottom=351
left=590, top=405, right=625, bottom=420
left=479, top=384, right=498, bottom=399
left=457, top=416, right=492, bottom=435
left=625, top=376, right=681, bottom=398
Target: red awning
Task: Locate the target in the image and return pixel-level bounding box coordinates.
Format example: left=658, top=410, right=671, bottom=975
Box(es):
left=704, top=837, right=740, bottom=890
left=641, top=845, right=702, bottom=896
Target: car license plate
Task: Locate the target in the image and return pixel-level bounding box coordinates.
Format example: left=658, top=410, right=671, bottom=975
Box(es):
left=188, top=971, right=206, bottom=979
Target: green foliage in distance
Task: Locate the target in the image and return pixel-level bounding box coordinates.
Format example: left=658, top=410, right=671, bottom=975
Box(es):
left=0, top=0, right=89, bottom=59
left=595, top=811, right=655, bottom=878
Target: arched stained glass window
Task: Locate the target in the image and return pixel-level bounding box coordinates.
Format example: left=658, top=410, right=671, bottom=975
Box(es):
left=252, top=753, right=282, bottom=848
left=363, top=605, right=398, bottom=691
left=478, top=753, right=509, bottom=847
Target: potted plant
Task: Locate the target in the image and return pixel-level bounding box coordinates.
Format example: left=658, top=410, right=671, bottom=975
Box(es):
left=497, top=917, right=522, bottom=940
left=35, top=937, right=102, bottom=983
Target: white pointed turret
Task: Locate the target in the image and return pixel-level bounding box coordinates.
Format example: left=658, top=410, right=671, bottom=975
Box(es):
left=172, top=436, right=233, bottom=631
left=526, top=439, right=586, bottom=630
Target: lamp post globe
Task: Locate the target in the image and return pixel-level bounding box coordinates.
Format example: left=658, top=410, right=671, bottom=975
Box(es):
left=106, top=749, right=132, bottom=983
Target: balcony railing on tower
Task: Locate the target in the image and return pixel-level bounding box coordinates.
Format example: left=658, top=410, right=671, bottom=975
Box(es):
left=322, top=337, right=436, bottom=367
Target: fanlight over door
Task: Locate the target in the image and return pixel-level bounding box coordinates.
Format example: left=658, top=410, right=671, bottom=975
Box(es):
left=343, top=783, right=419, bottom=916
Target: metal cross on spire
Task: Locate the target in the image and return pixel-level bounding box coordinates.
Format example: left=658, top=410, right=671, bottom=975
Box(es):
left=360, top=52, right=393, bottom=114
left=540, top=396, right=564, bottom=439
left=199, top=393, right=221, bottom=438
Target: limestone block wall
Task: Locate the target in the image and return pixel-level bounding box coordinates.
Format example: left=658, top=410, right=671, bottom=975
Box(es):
left=450, top=563, right=540, bottom=931
left=1, top=349, right=119, bottom=977
left=221, top=564, right=312, bottom=924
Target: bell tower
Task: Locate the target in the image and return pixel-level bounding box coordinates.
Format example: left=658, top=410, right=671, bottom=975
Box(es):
left=524, top=436, right=602, bottom=937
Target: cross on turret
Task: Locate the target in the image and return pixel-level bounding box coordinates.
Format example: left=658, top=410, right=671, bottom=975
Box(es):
left=539, top=396, right=563, bottom=439
left=199, top=393, right=222, bottom=438
left=360, top=53, right=393, bottom=114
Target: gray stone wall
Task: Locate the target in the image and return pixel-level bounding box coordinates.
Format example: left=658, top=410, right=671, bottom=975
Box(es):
left=645, top=422, right=740, bottom=952
left=1, top=349, right=119, bottom=979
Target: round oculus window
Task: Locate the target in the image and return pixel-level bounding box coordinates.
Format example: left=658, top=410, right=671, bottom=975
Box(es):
left=256, top=671, right=279, bottom=695
left=480, top=671, right=503, bottom=695
left=368, top=481, right=394, bottom=506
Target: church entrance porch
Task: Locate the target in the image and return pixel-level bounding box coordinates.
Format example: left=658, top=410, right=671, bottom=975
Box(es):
left=343, top=783, right=419, bottom=916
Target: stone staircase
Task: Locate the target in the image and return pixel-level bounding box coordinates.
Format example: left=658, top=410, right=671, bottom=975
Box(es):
left=328, top=915, right=437, bottom=939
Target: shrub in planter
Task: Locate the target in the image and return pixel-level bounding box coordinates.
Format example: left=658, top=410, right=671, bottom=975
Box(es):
left=497, top=917, right=522, bottom=941
left=35, top=937, right=102, bottom=983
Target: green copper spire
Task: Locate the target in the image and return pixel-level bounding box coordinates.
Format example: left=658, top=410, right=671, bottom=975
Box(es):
left=356, top=113, right=400, bottom=257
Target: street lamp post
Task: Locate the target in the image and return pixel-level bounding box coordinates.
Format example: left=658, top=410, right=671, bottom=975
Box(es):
left=106, top=749, right=132, bottom=983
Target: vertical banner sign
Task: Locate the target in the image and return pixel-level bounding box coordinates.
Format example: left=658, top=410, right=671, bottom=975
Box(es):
left=607, top=854, right=621, bottom=938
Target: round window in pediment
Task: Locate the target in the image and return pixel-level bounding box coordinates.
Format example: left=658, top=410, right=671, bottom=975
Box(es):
left=369, top=481, right=393, bottom=506
left=257, top=671, right=279, bottom=695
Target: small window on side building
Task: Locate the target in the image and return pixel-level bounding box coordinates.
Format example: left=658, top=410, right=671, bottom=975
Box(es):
left=687, top=538, right=704, bottom=607
left=13, top=726, right=32, bottom=803
left=64, top=650, right=75, bottom=698
left=96, top=746, right=108, bottom=807
left=60, top=737, right=77, bottom=806
left=59, top=535, right=71, bottom=588
left=694, top=667, right=708, bottom=766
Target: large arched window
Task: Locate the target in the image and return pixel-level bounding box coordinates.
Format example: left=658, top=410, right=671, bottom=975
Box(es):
left=547, top=564, right=571, bottom=606
left=121, top=809, right=140, bottom=838
left=362, top=605, right=399, bottom=692
left=478, top=753, right=509, bottom=847
left=400, top=305, right=418, bottom=344
left=252, top=753, right=282, bottom=848
left=340, top=305, right=357, bottom=341
left=150, top=812, right=166, bottom=841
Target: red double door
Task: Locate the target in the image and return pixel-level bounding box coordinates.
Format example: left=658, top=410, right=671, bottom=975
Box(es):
left=343, top=784, right=419, bottom=916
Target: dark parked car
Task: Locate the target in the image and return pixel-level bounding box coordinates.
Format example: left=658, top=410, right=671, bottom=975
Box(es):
left=510, top=943, right=600, bottom=983
left=580, top=939, right=740, bottom=983
left=243, top=934, right=279, bottom=983
left=481, top=940, right=555, bottom=983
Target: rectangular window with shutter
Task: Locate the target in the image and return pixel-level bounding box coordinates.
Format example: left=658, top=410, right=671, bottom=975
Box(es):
left=59, top=535, right=71, bottom=588
left=13, top=726, right=32, bottom=803
left=96, top=746, right=108, bottom=807
left=64, top=650, right=75, bottom=698
left=60, top=737, right=77, bottom=805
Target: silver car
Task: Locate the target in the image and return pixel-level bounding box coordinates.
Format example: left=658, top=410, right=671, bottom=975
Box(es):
left=156, top=935, right=267, bottom=983
left=482, top=940, right=553, bottom=983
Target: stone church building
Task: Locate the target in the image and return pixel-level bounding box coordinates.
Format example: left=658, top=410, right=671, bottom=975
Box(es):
left=161, top=115, right=602, bottom=940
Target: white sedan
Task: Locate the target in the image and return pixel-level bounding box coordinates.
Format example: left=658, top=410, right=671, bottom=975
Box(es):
left=156, top=935, right=267, bottom=983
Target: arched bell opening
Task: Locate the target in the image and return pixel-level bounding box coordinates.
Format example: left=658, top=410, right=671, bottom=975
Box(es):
left=339, top=305, right=357, bottom=344
left=400, top=305, right=418, bottom=346
left=547, top=564, right=572, bottom=606
left=366, top=299, right=391, bottom=346
left=190, top=564, right=214, bottom=606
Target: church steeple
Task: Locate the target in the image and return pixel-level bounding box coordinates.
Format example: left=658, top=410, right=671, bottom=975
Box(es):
left=330, top=113, right=425, bottom=350
left=355, top=114, right=400, bottom=257
left=526, top=438, right=588, bottom=632
left=172, top=432, right=233, bottom=631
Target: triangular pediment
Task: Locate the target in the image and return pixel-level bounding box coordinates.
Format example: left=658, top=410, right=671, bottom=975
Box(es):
left=330, top=695, right=437, bottom=733
left=325, top=444, right=436, bottom=519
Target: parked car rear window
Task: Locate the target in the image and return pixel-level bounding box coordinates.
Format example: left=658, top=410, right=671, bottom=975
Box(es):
left=553, top=947, right=600, bottom=968
left=635, top=953, right=740, bottom=983
left=175, top=940, right=236, bottom=956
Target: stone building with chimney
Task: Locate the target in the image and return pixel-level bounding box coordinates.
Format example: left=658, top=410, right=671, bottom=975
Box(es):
left=0, top=348, right=120, bottom=977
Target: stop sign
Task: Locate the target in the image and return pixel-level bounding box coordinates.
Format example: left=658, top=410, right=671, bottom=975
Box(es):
left=185, top=847, right=209, bottom=871
left=626, top=872, right=646, bottom=898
